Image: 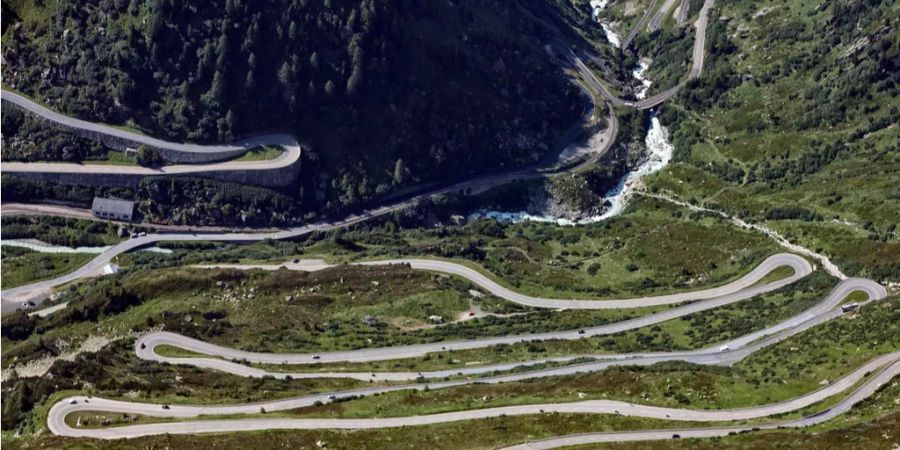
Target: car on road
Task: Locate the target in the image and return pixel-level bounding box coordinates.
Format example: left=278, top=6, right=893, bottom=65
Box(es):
left=21, top=301, right=36, bottom=309
left=578, top=329, right=586, bottom=334
left=327, top=394, right=337, bottom=401
left=719, top=344, right=730, bottom=352
left=162, top=405, right=171, bottom=409
left=841, top=303, right=859, bottom=313
left=292, top=258, right=300, bottom=263
left=69, top=399, right=78, bottom=405
left=312, top=355, right=321, bottom=360
left=672, top=434, right=681, bottom=439
left=468, top=311, right=476, bottom=317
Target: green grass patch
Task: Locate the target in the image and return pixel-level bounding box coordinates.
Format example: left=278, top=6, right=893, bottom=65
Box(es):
left=0, top=247, right=95, bottom=289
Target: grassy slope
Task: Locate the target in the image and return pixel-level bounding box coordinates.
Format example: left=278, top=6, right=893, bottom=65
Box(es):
left=646, top=0, right=900, bottom=281
left=0, top=247, right=96, bottom=289
left=2, top=297, right=895, bottom=449
left=301, top=197, right=782, bottom=301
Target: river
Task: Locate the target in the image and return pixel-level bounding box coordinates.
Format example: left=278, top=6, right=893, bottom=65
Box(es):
left=469, top=16, right=673, bottom=226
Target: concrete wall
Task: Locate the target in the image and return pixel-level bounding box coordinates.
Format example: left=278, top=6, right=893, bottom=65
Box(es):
left=8, top=162, right=301, bottom=188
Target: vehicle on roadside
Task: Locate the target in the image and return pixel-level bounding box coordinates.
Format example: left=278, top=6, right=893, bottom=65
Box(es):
left=841, top=303, right=859, bottom=313
left=21, top=301, right=35, bottom=309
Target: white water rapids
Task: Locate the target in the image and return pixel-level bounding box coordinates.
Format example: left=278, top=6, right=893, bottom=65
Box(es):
left=470, top=22, right=673, bottom=226
left=591, top=0, right=621, bottom=48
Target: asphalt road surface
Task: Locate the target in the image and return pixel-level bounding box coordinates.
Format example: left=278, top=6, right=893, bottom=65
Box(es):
left=44, top=264, right=891, bottom=440
left=197, top=253, right=810, bottom=309
left=622, top=0, right=660, bottom=49
left=49, top=332, right=899, bottom=440
left=675, top=0, right=690, bottom=24
left=1, top=91, right=302, bottom=176
left=1, top=90, right=285, bottom=160
left=502, top=357, right=899, bottom=448
left=0, top=99, right=615, bottom=313
left=0, top=0, right=719, bottom=309
left=11, top=0, right=895, bottom=443
left=648, top=0, right=679, bottom=32
left=135, top=272, right=882, bottom=374
left=555, top=0, right=712, bottom=111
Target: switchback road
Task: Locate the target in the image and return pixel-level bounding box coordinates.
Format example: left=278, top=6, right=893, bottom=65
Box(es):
left=554, top=0, right=712, bottom=110
left=648, top=0, right=678, bottom=32
left=622, top=0, right=660, bottom=49
left=1, top=90, right=303, bottom=177
left=195, top=253, right=810, bottom=310
left=48, top=356, right=900, bottom=439
left=1, top=0, right=716, bottom=309
left=134, top=271, right=881, bottom=373
left=47, top=279, right=894, bottom=439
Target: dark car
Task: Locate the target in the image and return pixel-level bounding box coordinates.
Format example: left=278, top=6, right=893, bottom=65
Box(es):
left=672, top=434, right=681, bottom=439
left=162, top=405, right=171, bottom=410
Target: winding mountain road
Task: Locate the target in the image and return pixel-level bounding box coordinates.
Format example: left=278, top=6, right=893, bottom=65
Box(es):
left=134, top=269, right=880, bottom=373
left=1, top=92, right=302, bottom=182
left=196, top=253, right=810, bottom=310
left=675, top=0, right=690, bottom=25
left=622, top=0, right=660, bottom=49
left=0, top=98, right=614, bottom=312
left=1, top=0, right=715, bottom=309
left=48, top=356, right=900, bottom=440
left=555, top=0, right=711, bottom=110
left=503, top=357, right=899, bottom=448
left=47, top=278, right=894, bottom=440
left=648, top=0, right=678, bottom=32
left=9, top=0, right=893, bottom=444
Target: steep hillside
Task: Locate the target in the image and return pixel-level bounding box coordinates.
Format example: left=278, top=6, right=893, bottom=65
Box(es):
left=1, top=0, right=582, bottom=208
left=647, top=0, right=899, bottom=281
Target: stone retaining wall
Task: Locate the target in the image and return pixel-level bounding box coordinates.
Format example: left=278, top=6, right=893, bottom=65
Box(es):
left=8, top=161, right=301, bottom=188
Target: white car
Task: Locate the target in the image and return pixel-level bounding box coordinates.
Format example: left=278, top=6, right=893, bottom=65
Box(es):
left=719, top=344, right=730, bottom=352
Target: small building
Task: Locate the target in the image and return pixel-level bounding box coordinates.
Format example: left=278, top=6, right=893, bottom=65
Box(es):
left=92, top=197, right=135, bottom=222
left=102, top=263, right=120, bottom=275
